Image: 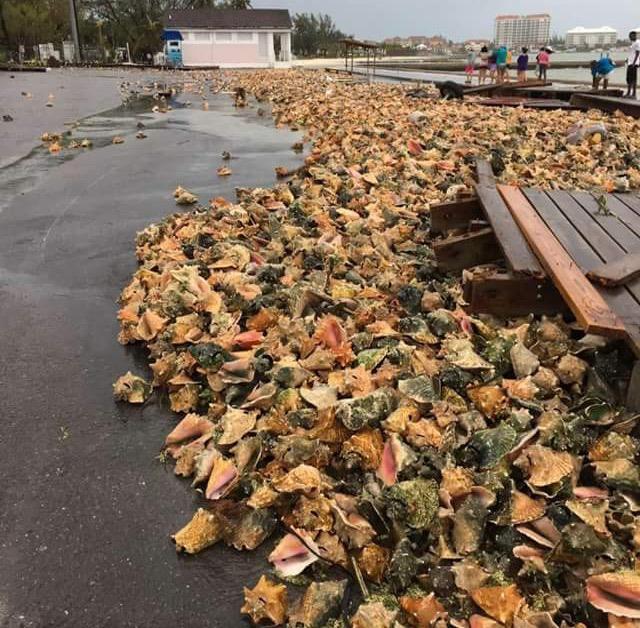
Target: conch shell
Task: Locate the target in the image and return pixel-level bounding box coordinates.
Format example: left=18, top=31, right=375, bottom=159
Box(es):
left=376, top=434, right=414, bottom=486
left=165, top=413, right=213, bottom=446
left=268, top=532, right=319, bottom=577
left=514, top=445, right=576, bottom=487
left=586, top=571, right=640, bottom=618
left=172, top=508, right=223, bottom=554
left=313, top=315, right=353, bottom=366
left=511, top=490, right=546, bottom=524
left=205, top=457, right=238, bottom=500
left=470, top=584, right=524, bottom=625
left=241, top=575, right=288, bottom=626
left=274, top=464, right=325, bottom=494
left=400, top=594, right=447, bottom=627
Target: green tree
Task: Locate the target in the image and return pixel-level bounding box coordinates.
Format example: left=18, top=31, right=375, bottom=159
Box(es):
left=85, top=0, right=252, bottom=60
left=1, top=0, right=69, bottom=51
left=292, top=13, right=347, bottom=58
left=219, top=0, right=252, bottom=8
left=0, top=0, right=253, bottom=61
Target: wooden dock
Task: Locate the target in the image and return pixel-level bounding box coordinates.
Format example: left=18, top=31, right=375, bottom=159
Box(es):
left=473, top=97, right=580, bottom=111
left=569, top=94, right=640, bottom=118
left=509, top=85, right=624, bottom=100
left=432, top=160, right=640, bottom=408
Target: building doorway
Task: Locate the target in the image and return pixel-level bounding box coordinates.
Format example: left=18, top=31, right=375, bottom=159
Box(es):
left=273, top=33, right=282, bottom=61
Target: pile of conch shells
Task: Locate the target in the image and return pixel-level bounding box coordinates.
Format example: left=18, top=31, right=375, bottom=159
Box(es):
left=114, top=69, right=640, bottom=627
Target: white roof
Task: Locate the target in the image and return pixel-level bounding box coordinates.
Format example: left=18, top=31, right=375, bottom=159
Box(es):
left=566, top=26, right=618, bottom=34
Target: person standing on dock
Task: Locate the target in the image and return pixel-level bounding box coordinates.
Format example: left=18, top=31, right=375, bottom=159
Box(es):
left=592, top=53, right=616, bottom=91
left=496, top=45, right=508, bottom=84
left=478, top=46, right=490, bottom=84
left=488, top=49, right=498, bottom=84
left=465, top=49, right=476, bottom=84
left=626, top=31, right=640, bottom=99
left=517, top=48, right=529, bottom=83
left=505, top=49, right=513, bottom=82
left=536, top=47, right=550, bottom=82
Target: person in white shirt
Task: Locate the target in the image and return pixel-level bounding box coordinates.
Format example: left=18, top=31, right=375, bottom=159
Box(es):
left=626, top=31, right=640, bottom=99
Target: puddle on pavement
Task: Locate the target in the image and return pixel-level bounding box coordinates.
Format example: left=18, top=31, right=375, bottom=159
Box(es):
left=0, top=94, right=159, bottom=212
left=0, top=84, right=288, bottom=213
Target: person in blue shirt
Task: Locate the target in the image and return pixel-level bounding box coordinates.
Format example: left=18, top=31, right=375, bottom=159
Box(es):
left=592, top=54, right=616, bottom=90
left=495, top=45, right=508, bottom=84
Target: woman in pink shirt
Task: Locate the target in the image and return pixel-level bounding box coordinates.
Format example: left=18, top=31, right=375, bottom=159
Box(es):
left=537, top=47, right=550, bottom=82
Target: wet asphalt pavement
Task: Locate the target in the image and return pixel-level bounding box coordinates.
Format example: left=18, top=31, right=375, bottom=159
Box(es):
left=0, top=70, right=303, bottom=627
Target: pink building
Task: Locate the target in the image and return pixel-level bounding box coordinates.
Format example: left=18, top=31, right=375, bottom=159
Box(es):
left=163, top=9, right=292, bottom=69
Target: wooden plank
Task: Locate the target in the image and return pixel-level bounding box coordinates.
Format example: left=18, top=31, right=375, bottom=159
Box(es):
left=474, top=174, right=544, bottom=277
left=547, top=190, right=633, bottom=257
left=615, top=194, right=640, bottom=220
left=628, top=361, right=640, bottom=410
left=430, top=198, right=482, bottom=234
left=524, top=187, right=640, bottom=324
left=476, top=159, right=496, bottom=186
left=587, top=253, right=640, bottom=287
left=498, top=184, right=626, bottom=337
left=595, top=195, right=640, bottom=241
left=463, top=79, right=548, bottom=98
left=569, top=94, right=640, bottom=119
left=523, top=188, right=604, bottom=271
left=474, top=98, right=580, bottom=111
left=433, top=228, right=501, bottom=273
left=511, top=85, right=623, bottom=98
left=554, top=191, right=640, bottom=306
left=569, top=192, right=640, bottom=253
left=466, top=271, right=569, bottom=317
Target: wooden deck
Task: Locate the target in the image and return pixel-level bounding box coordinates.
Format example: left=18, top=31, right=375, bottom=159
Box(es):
left=517, top=187, right=640, bottom=353
left=510, top=85, right=624, bottom=101
left=473, top=97, right=580, bottom=111
left=569, top=94, right=640, bottom=119
left=431, top=160, right=640, bottom=406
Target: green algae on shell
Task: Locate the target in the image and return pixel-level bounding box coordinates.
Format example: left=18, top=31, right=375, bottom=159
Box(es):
left=336, top=388, right=397, bottom=431
left=113, top=371, right=152, bottom=404
left=398, top=376, right=439, bottom=405
left=288, top=579, right=347, bottom=628
left=453, top=492, right=491, bottom=555
left=383, top=478, right=439, bottom=530
left=426, top=309, right=458, bottom=337
left=356, top=347, right=389, bottom=370
left=468, top=423, right=518, bottom=469
left=388, top=538, right=419, bottom=594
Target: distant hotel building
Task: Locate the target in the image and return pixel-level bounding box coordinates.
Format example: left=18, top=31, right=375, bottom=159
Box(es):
left=566, top=26, right=618, bottom=48
left=494, top=14, right=551, bottom=49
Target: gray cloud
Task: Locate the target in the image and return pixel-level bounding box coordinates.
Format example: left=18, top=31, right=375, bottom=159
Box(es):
left=253, top=0, right=640, bottom=41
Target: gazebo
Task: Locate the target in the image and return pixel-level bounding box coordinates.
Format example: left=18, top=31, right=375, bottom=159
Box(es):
left=340, top=38, right=380, bottom=79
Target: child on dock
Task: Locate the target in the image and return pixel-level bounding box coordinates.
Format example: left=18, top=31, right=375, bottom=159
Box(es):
left=465, top=50, right=476, bottom=85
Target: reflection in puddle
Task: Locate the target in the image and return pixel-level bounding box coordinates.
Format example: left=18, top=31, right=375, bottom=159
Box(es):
left=0, top=95, right=161, bottom=212
left=0, top=85, right=293, bottom=213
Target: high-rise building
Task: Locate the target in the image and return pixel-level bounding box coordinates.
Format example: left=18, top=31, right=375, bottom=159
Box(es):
left=566, top=26, right=618, bottom=48
left=494, top=14, right=551, bottom=49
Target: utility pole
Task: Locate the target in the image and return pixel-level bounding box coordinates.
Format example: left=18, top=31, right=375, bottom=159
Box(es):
left=68, top=0, right=82, bottom=62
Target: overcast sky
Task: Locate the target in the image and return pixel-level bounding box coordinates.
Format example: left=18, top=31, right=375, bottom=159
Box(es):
left=253, top=0, right=640, bottom=41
